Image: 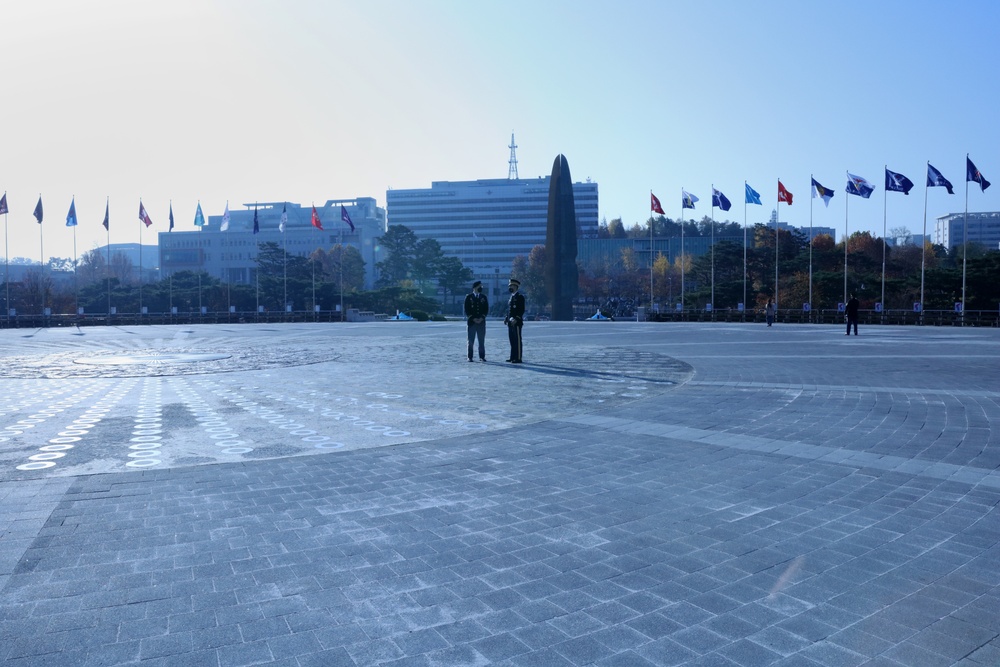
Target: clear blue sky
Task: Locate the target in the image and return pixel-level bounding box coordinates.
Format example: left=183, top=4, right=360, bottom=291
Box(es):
left=3, top=0, right=998, bottom=263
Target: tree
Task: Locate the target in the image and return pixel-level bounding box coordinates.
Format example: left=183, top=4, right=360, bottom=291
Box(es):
left=109, top=252, right=134, bottom=284
left=436, top=256, right=473, bottom=306
left=77, top=248, right=108, bottom=285
left=316, top=244, right=366, bottom=292
left=376, top=225, right=419, bottom=286
left=888, top=226, right=913, bottom=246
left=412, top=238, right=445, bottom=287
left=607, top=218, right=627, bottom=239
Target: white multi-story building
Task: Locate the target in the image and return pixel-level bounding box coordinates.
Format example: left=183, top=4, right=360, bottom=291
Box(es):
left=158, top=198, right=386, bottom=290
left=385, top=177, right=599, bottom=292
left=935, top=211, right=1000, bottom=250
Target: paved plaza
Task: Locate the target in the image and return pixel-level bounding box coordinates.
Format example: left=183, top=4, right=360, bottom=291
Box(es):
left=0, top=320, right=998, bottom=666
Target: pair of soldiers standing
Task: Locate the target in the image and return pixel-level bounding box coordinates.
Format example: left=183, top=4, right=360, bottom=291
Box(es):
left=464, top=278, right=524, bottom=363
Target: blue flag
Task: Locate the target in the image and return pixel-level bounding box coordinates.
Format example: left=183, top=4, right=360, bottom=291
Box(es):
left=0, top=193, right=8, bottom=216
left=341, top=205, right=355, bottom=231
left=885, top=168, right=914, bottom=195
left=33, top=196, right=43, bottom=224
left=66, top=198, right=78, bottom=227
left=967, top=156, right=991, bottom=192
left=745, top=183, right=762, bottom=205
left=681, top=190, right=699, bottom=209
left=194, top=202, right=205, bottom=227
left=253, top=205, right=259, bottom=234
left=712, top=188, right=731, bottom=211
left=846, top=173, right=874, bottom=198
left=169, top=203, right=175, bottom=231
left=811, top=178, right=834, bottom=207
left=927, top=163, right=954, bottom=194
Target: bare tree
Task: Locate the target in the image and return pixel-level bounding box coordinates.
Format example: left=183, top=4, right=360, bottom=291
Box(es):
left=888, top=226, right=913, bottom=246
left=109, top=252, right=134, bottom=284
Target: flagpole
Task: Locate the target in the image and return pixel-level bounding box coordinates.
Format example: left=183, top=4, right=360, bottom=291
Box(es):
left=881, top=165, right=888, bottom=322
left=311, top=205, right=316, bottom=320
left=679, top=190, right=685, bottom=317
left=255, top=204, right=260, bottom=320
left=809, top=175, right=814, bottom=320
left=649, top=191, right=653, bottom=314
left=774, top=180, right=779, bottom=312
left=710, top=184, right=715, bottom=319
left=339, top=224, right=344, bottom=320
left=743, top=182, right=747, bottom=321
left=139, top=200, right=144, bottom=318
left=844, top=172, right=849, bottom=307
left=962, top=155, right=969, bottom=326
left=920, top=162, right=928, bottom=324
left=73, top=221, right=78, bottom=317
left=168, top=201, right=173, bottom=319
left=4, top=198, right=9, bottom=325
left=39, top=194, right=45, bottom=317
left=106, top=198, right=111, bottom=319
left=282, top=205, right=287, bottom=317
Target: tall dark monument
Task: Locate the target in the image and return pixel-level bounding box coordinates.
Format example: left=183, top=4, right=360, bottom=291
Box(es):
left=545, top=154, right=579, bottom=321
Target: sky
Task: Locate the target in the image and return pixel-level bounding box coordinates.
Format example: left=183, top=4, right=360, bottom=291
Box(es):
left=2, top=0, right=999, bottom=263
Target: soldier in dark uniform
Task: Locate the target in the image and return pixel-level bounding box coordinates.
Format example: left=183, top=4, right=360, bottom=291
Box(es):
left=845, top=293, right=860, bottom=336
left=464, top=280, right=489, bottom=361
left=504, top=278, right=525, bottom=363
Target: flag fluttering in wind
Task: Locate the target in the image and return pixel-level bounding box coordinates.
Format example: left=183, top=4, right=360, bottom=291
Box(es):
left=311, top=206, right=323, bottom=230
left=885, top=169, right=914, bottom=195
left=169, top=203, right=175, bottom=232
left=279, top=203, right=287, bottom=232
left=712, top=189, right=732, bottom=211
left=927, top=163, right=954, bottom=194
left=681, top=190, right=698, bottom=209
left=0, top=193, right=8, bottom=216
left=66, top=198, right=78, bottom=227
left=967, top=156, right=991, bottom=192
left=102, top=200, right=109, bottom=230
left=778, top=181, right=793, bottom=205
left=745, top=183, right=762, bottom=205
left=33, top=196, right=43, bottom=224
left=811, top=178, right=834, bottom=207
left=194, top=202, right=205, bottom=227
left=138, top=201, right=153, bottom=227
left=846, top=173, right=875, bottom=199
left=651, top=192, right=664, bottom=214
left=220, top=202, right=230, bottom=231
left=253, top=205, right=259, bottom=235
left=340, top=205, right=355, bottom=232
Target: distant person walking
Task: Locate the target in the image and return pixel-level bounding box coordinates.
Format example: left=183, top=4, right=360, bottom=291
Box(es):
left=464, top=280, right=489, bottom=361
left=504, top=278, right=525, bottom=363
left=846, top=293, right=860, bottom=336
left=765, top=298, right=775, bottom=327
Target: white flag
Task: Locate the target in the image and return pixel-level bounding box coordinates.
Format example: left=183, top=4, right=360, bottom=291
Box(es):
left=220, top=202, right=230, bottom=231
left=279, top=203, right=287, bottom=233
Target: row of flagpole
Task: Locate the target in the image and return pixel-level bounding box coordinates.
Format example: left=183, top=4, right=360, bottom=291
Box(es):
left=1, top=195, right=355, bottom=318
left=648, top=157, right=991, bottom=318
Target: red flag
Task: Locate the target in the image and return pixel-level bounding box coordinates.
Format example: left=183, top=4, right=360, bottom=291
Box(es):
left=138, top=201, right=153, bottom=227
left=778, top=181, right=793, bottom=205
left=310, top=206, right=323, bottom=230
left=650, top=192, right=664, bottom=215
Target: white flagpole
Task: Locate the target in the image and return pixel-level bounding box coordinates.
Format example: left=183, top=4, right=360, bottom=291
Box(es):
left=680, top=190, right=685, bottom=316
left=3, top=198, right=8, bottom=324
left=920, top=162, right=928, bottom=322
left=844, top=173, right=849, bottom=307
left=649, top=191, right=653, bottom=313
left=809, top=176, right=814, bottom=318
left=710, top=184, right=715, bottom=318
left=139, top=200, right=144, bottom=317
left=881, top=166, right=888, bottom=321
left=962, top=155, right=969, bottom=326
left=743, top=182, right=747, bottom=320
left=774, top=180, right=779, bottom=311
left=106, top=198, right=111, bottom=318
left=73, top=219, right=78, bottom=317
left=39, top=195, right=45, bottom=316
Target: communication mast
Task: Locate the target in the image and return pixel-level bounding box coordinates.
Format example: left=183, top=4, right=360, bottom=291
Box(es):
left=507, top=132, right=519, bottom=180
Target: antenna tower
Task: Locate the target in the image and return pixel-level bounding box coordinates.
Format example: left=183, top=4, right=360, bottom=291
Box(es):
left=507, top=132, right=519, bottom=180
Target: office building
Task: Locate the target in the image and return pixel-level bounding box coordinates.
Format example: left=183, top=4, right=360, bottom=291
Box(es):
left=935, top=211, right=1000, bottom=250
left=159, top=198, right=386, bottom=291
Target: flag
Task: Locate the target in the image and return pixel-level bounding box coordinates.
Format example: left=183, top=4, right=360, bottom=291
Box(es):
left=102, top=200, right=109, bottom=230
left=681, top=190, right=698, bottom=209
left=341, top=205, right=355, bottom=232
left=811, top=178, right=834, bottom=207
left=33, top=196, right=43, bottom=224
left=279, top=203, right=287, bottom=233
left=846, top=173, right=875, bottom=198
left=169, top=202, right=175, bottom=232
left=967, top=156, right=991, bottom=192
left=0, top=193, right=7, bottom=216
left=253, top=205, right=259, bottom=234
left=885, top=168, right=914, bottom=195
left=778, top=181, right=793, bottom=205
left=220, top=202, right=230, bottom=231
left=311, top=205, right=323, bottom=230
left=66, top=198, right=78, bottom=227
left=927, top=163, right=954, bottom=194
left=139, top=201, right=153, bottom=227
left=194, top=202, right=205, bottom=227
left=651, top=192, right=664, bottom=214
left=745, top=183, right=762, bottom=205
left=712, top=188, right=732, bottom=211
